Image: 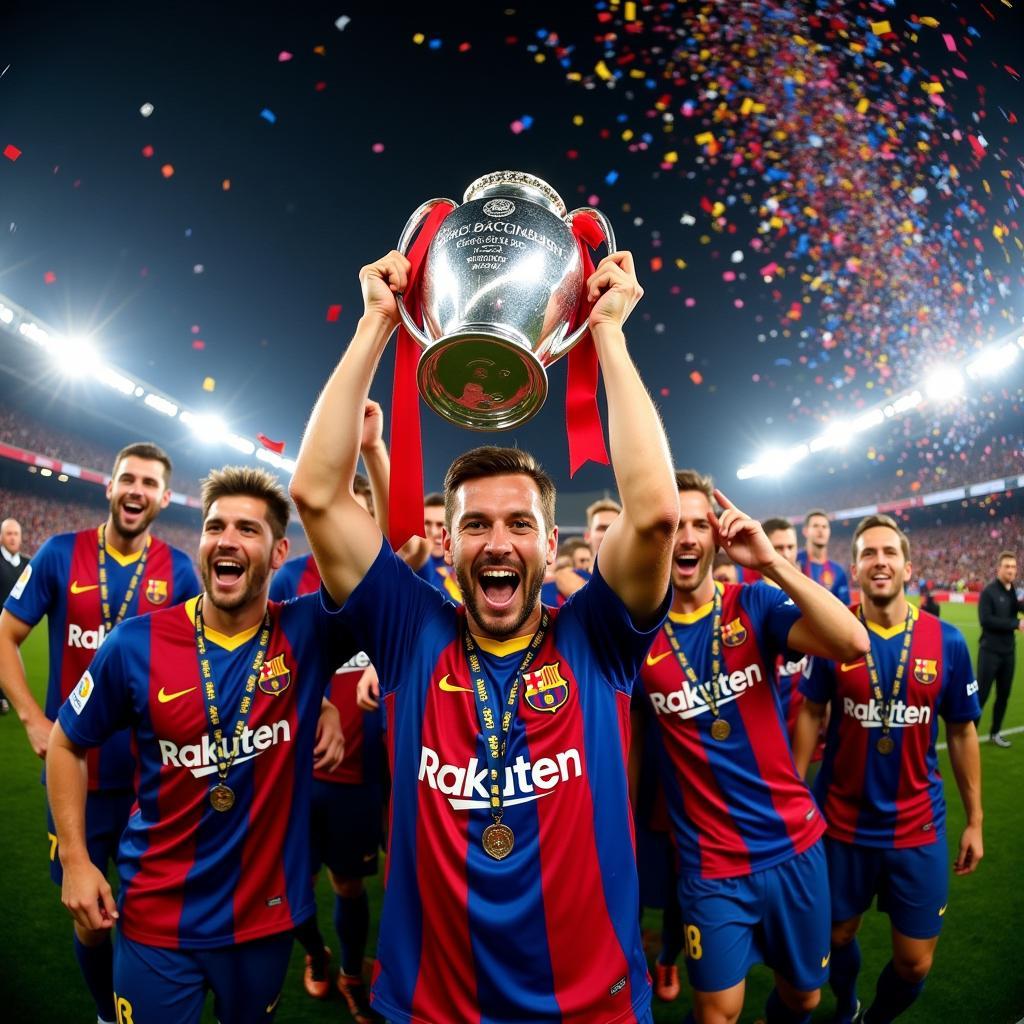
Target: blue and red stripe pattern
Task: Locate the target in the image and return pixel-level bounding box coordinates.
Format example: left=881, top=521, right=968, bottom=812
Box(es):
left=801, top=605, right=979, bottom=848
left=637, top=582, right=824, bottom=879
left=796, top=550, right=850, bottom=604
left=342, top=541, right=666, bottom=1024
left=270, top=554, right=382, bottom=785
left=4, top=526, right=198, bottom=790
left=414, top=552, right=464, bottom=604
left=57, top=594, right=355, bottom=948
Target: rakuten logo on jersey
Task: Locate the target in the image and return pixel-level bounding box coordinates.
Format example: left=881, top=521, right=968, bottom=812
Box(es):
left=418, top=745, right=582, bottom=810
left=67, top=623, right=108, bottom=651
left=649, top=664, right=763, bottom=720
left=159, top=720, right=291, bottom=778
left=842, top=698, right=932, bottom=728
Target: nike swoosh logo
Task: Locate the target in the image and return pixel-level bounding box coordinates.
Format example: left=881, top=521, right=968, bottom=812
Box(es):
left=938, top=904, right=947, bottom=916
left=646, top=650, right=672, bottom=667
left=158, top=686, right=197, bottom=704
left=70, top=581, right=99, bottom=595
left=821, top=954, right=831, bottom=968
left=438, top=674, right=474, bottom=694
left=266, top=991, right=282, bottom=1013
left=840, top=660, right=866, bottom=671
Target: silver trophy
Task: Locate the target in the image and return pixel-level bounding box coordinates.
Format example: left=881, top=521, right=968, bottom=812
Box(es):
left=397, top=171, right=615, bottom=431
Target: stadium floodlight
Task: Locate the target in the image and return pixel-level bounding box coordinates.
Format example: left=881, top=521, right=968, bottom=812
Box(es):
left=966, top=342, right=1018, bottom=380
left=892, top=390, right=922, bottom=414
left=851, top=408, right=885, bottom=434
left=0, top=304, right=13, bottom=325
left=95, top=366, right=137, bottom=396
left=809, top=421, right=848, bottom=453
left=53, top=336, right=99, bottom=377
left=18, top=321, right=49, bottom=345
left=924, top=367, right=964, bottom=401
left=181, top=410, right=228, bottom=443
left=144, top=393, right=178, bottom=417
left=226, top=433, right=256, bottom=456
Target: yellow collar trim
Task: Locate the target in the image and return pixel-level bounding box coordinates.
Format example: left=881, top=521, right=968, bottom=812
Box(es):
left=669, top=581, right=723, bottom=624
left=99, top=526, right=147, bottom=567
left=865, top=603, right=918, bottom=639
left=184, top=596, right=262, bottom=651
left=472, top=632, right=534, bottom=656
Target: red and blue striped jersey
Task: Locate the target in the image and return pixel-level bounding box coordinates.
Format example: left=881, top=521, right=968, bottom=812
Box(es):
left=776, top=653, right=827, bottom=761
left=541, top=568, right=592, bottom=608
left=796, top=550, right=850, bottom=604
left=5, top=527, right=199, bottom=790
left=57, top=594, right=355, bottom=949
left=637, top=582, right=824, bottom=880
left=270, top=554, right=382, bottom=786
left=801, top=605, right=979, bottom=848
left=414, top=552, right=463, bottom=604
left=339, top=541, right=667, bottom=1024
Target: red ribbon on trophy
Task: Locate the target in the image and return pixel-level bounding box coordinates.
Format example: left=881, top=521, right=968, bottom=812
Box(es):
left=565, top=212, right=611, bottom=477
left=387, top=201, right=455, bottom=552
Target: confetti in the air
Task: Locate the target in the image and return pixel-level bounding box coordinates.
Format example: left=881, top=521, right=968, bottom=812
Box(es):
left=139, top=102, right=154, bottom=117
left=3, top=144, right=21, bottom=161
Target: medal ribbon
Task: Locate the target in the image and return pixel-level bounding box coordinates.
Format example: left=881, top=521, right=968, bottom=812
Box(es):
left=98, top=525, right=151, bottom=634
left=663, top=585, right=725, bottom=722
left=462, top=609, right=550, bottom=828
left=194, top=596, right=272, bottom=789
left=858, top=604, right=915, bottom=745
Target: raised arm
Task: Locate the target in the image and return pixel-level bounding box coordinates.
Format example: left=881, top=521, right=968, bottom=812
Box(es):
left=585, top=252, right=679, bottom=626
left=711, top=490, right=869, bottom=663
left=290, top=253, right=410, bottom=605
left=0, top=610, right=51, bottom=758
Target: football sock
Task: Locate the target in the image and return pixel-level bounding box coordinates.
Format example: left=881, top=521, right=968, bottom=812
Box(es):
left=764, top=988, right=812, bottom=1024
left=73, top=931, right=115, bottom=1023
left=829, top=937, right=862, bottom=1020
left=335, top=889, right=370, bottom=978
left=660, top=895, right=685, bottom=965
left=293, top=915, right=328, bottom=975
left=863, top=960, right=925, bottom=1023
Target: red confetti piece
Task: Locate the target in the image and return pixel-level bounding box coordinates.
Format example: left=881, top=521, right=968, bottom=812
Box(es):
left=192, top=340, right=205, bottom=350
left=43, top=271, right=56, bottom=285
left=161, top=163, right=174, bottom=178
left=4, top=144, right=22, bottom=161
left=458, top=42, right=472, bottom=52
left=659, top=387, right=670, bottom=397
left=315, top=81, right=327, bottom=91
left=689, top=371, right=703, bottom=385
left=141, top=144, right=154, bottom=158
left=650, top=256, right=663, bottom=271
left=257, top=433, right=286, bottom=454
left=326, top=304, right=343, bottom=322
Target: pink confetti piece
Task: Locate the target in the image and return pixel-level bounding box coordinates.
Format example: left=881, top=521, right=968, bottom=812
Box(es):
left=371, top=142, right=385, bottom=153
left=942, top=33, right=957, bottom=51
left=278, top=50, right=293, bottom=62
left=43, top=270, right=56, bottom=284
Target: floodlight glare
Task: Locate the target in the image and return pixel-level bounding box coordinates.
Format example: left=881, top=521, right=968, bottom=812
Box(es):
left=924, top=367, right=964, bottom=401
left=54, top=336, right=100, bottom=377
left=966, top=342, right=1018, bottom=380
left=182, top=411, right=228, bottom=443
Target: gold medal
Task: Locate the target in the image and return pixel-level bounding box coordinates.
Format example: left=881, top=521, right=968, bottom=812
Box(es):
left=481, top=822, right=514, bottom=860
left=876, top=735, right=895, bottom=755
left=710, top=718, right=731, bottom=741
left=209, top=783, right=235, bottom=811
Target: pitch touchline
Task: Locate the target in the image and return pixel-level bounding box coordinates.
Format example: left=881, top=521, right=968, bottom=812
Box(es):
left=935, top=724, right=1023, bottom=752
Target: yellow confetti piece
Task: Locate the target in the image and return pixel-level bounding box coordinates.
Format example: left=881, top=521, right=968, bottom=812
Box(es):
left=849, top=42, right=864, bottom=53
left=664, top=151, right=679, bottom=163
left=202, top=377, right=216, bottom=392
left=856, top=97, right=870, bottom=114
left=699, top=235, right=711, bottom=245
left=595, top=60, right=613, bottom=80
left=624, top=1, right=637, bottom=20
left=621, top=129, right=634, bottom=141
left=629, top=69, right=645, bottom=78
left=769, top=216, right=784, bottom=229
left=921, top=81, right=944, bottom=94
left=917, top=141, right=930, bottom=152
left=918, top=16, right=939, bottom=27
left=567, top=71, right=581, bottom=81
left=711, top=201, right=725, bottom=218
left=993, top=225, right=1006, bottom=241
left=870, top=20, right=891, bottom=34
left=694, top=131, right=715, bottom=145
left=675, top=258, right=687, bottom=270
left=900, top=219, right=915, bottom=234
left=572, top=114, right=584, bottom=126
left=534, top=53, right=546, bottom=63
left=793, top=34, right=809, bottom=46
left=982, top=179, right=991, bottom=194
left=412, top=33, right=425, bottom=44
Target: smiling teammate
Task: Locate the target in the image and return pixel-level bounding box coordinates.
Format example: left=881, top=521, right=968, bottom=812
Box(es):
left=797, top=509, right=850, bottom=603
left=0, top=442, right=198, bottom=1024
left=290, top=246, right=679, bottom=1022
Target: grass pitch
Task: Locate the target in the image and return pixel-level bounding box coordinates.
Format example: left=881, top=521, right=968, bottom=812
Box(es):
left=0, top=604, right=1020, bottom=1022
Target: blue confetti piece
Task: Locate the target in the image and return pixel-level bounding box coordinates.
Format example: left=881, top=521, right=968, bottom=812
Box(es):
left=260, top=108, right=276, bottom=124
left=428, top=38, right=442, bottom=50
left=604, top=170, right=619, bottom=185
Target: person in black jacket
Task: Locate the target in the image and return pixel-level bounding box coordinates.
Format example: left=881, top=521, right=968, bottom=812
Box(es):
left=977, top=551, right=1023, bottom=747
left=0, top=518, right=28, bottom=713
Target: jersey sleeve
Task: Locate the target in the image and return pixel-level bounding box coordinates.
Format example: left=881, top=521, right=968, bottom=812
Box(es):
left=833, top=565, right=850, bottom=605
left=56, top=624, right=135, bottom=747
left=743, top=582, right=803, bottom=664
left=563, top=559, right=670, bottom=692
left=798, top=655, right=835, bottom=704
left=323, top=538, right=451, bottom=695
left=938, top=625, right=981, bottom=723
left=171, top=550, right=201, bottom=603
left=2, top=536, right=60, bottom=626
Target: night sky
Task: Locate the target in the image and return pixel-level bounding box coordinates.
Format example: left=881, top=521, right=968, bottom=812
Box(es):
left=1, top=0, right=1020, bottom=505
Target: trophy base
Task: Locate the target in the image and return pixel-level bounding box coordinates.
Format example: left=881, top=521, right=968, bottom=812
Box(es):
left=416, top=327, right=548, bottom=431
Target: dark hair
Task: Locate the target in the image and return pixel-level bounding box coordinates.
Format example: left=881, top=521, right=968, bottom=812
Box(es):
left=762, top=516, right=796, bottom=537
left=201, top=466, right=290, bottom=540
left=675, top=468, right=714, bottom=503
left=804, top=507, right=830, bottom=527
left=423, top=491, right=445, bottom=508
left=558, top=537, right=590, bottom=558
left=444, top=446, right=556, bottom=533
left=852, top=513, right=910, bottom=562
left=112, top=442, right=172, bottom=488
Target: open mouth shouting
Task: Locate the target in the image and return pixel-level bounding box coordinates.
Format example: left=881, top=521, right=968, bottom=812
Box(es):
left=211, top=557, right=246, bottom=594
left=477, top=565, right=522, bottom=614
left=118, top=498, right=148, bottom=531
left=674, top=552, right=701, bottom=580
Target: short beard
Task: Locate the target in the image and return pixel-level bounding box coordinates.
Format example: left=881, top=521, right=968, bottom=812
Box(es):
left=110, top=498, right=157, bottom=540
left=862, top=582, right=902, bottom=609
left=201, top=561, right=270, bottom=613
left=455, top=560, right=545, bottom=639
left=673, top=547, right=716, bottom=595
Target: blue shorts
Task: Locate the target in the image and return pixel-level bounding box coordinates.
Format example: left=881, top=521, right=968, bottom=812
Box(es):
left=825, top=836, right=949, bottom=939
left=677, top=840, right=831, bottom=993
left=309, top=779, right=381, bottom=879
left=47, top=789, right=134, bottom=886
left=113, top=931, right=293, bottom=1024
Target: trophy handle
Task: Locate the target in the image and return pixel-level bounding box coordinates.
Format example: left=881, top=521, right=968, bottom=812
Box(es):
left=395, top=197, right=459, bottom=349
left=552, top=208, right=618, bottom=356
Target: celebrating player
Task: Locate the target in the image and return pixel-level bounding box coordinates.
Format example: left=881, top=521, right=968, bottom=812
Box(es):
left=410, top=491, right=463, bottom=603
left=290, top=247, right=679, bottom=1022
left=794, top=514, right=983, bottom=1024
left=798, top=508, right=850, bottom=603
left=0, top=442, right=198, bottom=1024
left=46, top=466, right=353, bottom=1024
left=632, top=470, right=868, bottom=1024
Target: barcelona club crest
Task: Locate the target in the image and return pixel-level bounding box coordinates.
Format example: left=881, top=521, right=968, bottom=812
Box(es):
left=913, top=658, right=938, bottom=685
left=524, top=662, right=570, bottom=714
left=821, top=568, right=835, bottom=588
left=259, top=654, right=292, bottom=696
left=721, top=617, right=748, bottom=648
left=145, top=579, right=169, bottom=605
